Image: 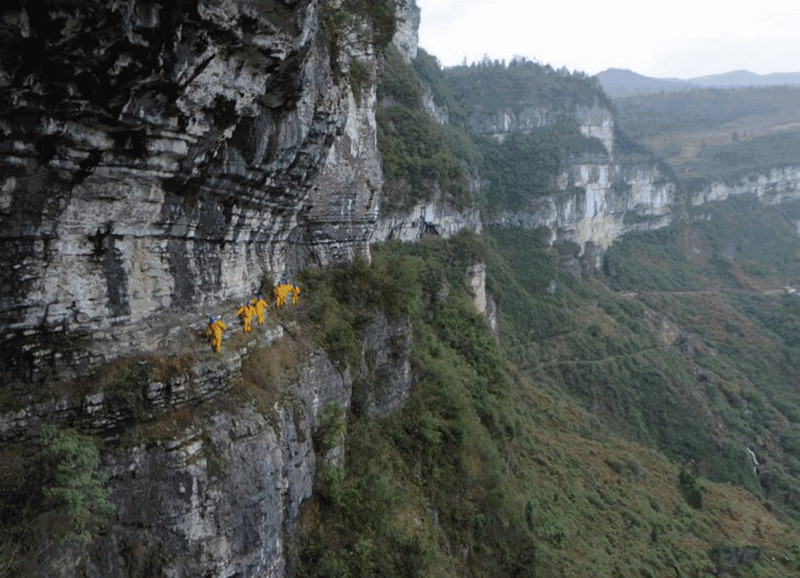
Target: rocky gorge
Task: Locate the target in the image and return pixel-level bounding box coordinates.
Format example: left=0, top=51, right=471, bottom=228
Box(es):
left=3, top=0, right=800, bottom=576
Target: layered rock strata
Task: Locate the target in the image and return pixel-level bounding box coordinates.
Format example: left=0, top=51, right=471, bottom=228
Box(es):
left=491, top=158, right=675, bottom=258
left=0, top=0, right=381, bottom=346
left=464, top=96, right=676, bottom=257
left=691, top=166, right=800, bottom=207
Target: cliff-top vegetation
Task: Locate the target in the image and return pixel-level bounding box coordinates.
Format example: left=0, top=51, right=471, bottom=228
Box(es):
left=286, top=217, right=800, bottom=575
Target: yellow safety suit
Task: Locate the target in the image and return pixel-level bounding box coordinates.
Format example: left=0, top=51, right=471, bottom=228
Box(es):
left=236, top=304, right=255, bottom=333
left=291, top=285, right=300, bottom=306
left=252, top=297, right=269, bottom=325
left=204, top=320, right=226, bottom=352
left=275, top=284, right=292, bottom=308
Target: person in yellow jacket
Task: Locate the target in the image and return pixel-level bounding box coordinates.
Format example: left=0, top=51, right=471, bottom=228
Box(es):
left=251, top=293, right=269, bottom=325
left=291, top=284, right=300, bottom=306
left=273, top=284, right=283, bottom=308
left=274, top=282, right=291, bottom=308
left=236, top=302, right=255, bottom=333
left=204, top=316, right=226, bottom=352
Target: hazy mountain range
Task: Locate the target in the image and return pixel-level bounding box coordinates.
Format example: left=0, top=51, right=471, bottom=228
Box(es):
left=596, top=68, right=800, bottom=98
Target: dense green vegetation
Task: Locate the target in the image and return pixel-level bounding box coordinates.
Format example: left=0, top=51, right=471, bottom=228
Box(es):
left=604, top=198, right=800, bottom=526
left=377, top=47, right=478, bottom=212
left=612, top=86, right=800, bottom=191
left=379, top=53, right=626, bottom=214
left=614, top=87, right=800, bottom=140
left=290, top=235, right=534, bottom=576
left=444, top=57, right=611, bottom=118
left=375, top=52, right=638, bottom=215
left=688, top=132, right=800, bottom=189
left=488, top=226, right=762, bottom=490
left=604, top=196, right=800, bottom=292
left=287, top=222, right=800, bottom=575
left=0, top=425, right=112, bottom=576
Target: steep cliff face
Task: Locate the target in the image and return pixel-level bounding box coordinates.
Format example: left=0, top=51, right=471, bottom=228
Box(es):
left=465, top=262, right=498, bottom=338
left=8, top=2, right=800, bottom=576
left=0, top=0, right=381, bottom=349
left=492, top=156, right=675, bottom=257
left=480, top=106, right=675, bottom=257
left=0, top=308, right=417, bottom=576
left=0, top=1, right=407, bottom=576
left=371, top=196, right=482, bottom=242
left=391, top=0, right=420, bottom=62
left=691, top=165, right=800, bottom=207
left=469, top=102, right=615, bottom=157
left=89, top=347, right=354, bottom=578
left=442, top=63, right=676, bottom=259
left=574, top=104, right=615, bottom=157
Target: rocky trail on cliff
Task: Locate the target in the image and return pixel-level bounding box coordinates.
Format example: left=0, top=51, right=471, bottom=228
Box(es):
left=1, top=294, right=311, bottom=442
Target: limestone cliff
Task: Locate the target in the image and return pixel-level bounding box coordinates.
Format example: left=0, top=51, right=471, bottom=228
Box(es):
left=391, top=0, right=420, bottom=62
left=442, top=62, right=677, bottom=260
left=691, top=165, right=800, bottom=207
left=5, top=1, right=800, bottom=576
left=371, top=196, right=482, bottom=243
left=0, top=0, right=382, bottom=351
left=0, top=1, right=408, bottom=576
left=93, top=347, right=352, bottom=578
left=491, top=156, right=675, bottom=261
left=469, top=102, right=615, bottom=158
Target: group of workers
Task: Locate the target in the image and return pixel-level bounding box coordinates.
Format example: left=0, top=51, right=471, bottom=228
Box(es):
left=274, top=281, right=300, bottom=307
left=204, top=282, right=301, bottom=352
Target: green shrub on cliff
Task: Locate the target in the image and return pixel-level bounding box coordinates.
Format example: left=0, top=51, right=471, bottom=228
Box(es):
left=0, top=425, right=112, bottom=576
left=288, top=231, right=800, bottom=575
left=320, top=0, right=396, bottom=97
left=289, top=234, right=536, bottom=576
left=377, top=47, right=477, bottom=213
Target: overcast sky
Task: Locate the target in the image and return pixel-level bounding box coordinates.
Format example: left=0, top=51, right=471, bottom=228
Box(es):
left=415, top=0, right=800, bottom=78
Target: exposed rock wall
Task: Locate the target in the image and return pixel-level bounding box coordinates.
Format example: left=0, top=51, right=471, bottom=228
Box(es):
left=467, top=105, right=554, bottom=138
left=490, top=158, right=675, bottom=259
left=7, top=2, right=800, bottom=576
left=469, top=97, right=674, bottom=258
left=88, top=346, right=353, bottom=578
left=360, top=313, right=412, bottom=417
left=1, top=309, right=417, bottom=576
left=465, top=263, right=498, bottom=338
left=0, top=0, right=380, bottom=345
left=81, top=312, right=415, bottom=577
left=0, top=3, right=416, bottom=575
left=96, top=404, right=312, bottom=578
left=466, top=101, right=613, bottom=154
left=691, top=166, right=800, bottom=207
left=392, top=0, right=420, bottom=62
left=371, top=196, right=482, bottom=243
left=420, top=82, right=449, bottom=126
left=575, top=104, right=615, bottom=157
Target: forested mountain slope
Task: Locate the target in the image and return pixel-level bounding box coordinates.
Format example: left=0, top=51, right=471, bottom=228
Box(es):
left=613, top=86, right=800, bottom=192
left=287, top=226, right=800, bottom=576
left=4, top=1, right=800, bottom=576
left=291, top=33, right=800, bottom=577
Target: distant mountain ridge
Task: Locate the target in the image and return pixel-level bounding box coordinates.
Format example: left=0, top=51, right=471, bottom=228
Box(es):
left=596, top=67, right=800, bottom=97
left=683, top=69, right=800, bottom=87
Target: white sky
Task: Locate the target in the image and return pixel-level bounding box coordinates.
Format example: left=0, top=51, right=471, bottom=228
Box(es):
left=415, top=0, right=800, bottom=78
